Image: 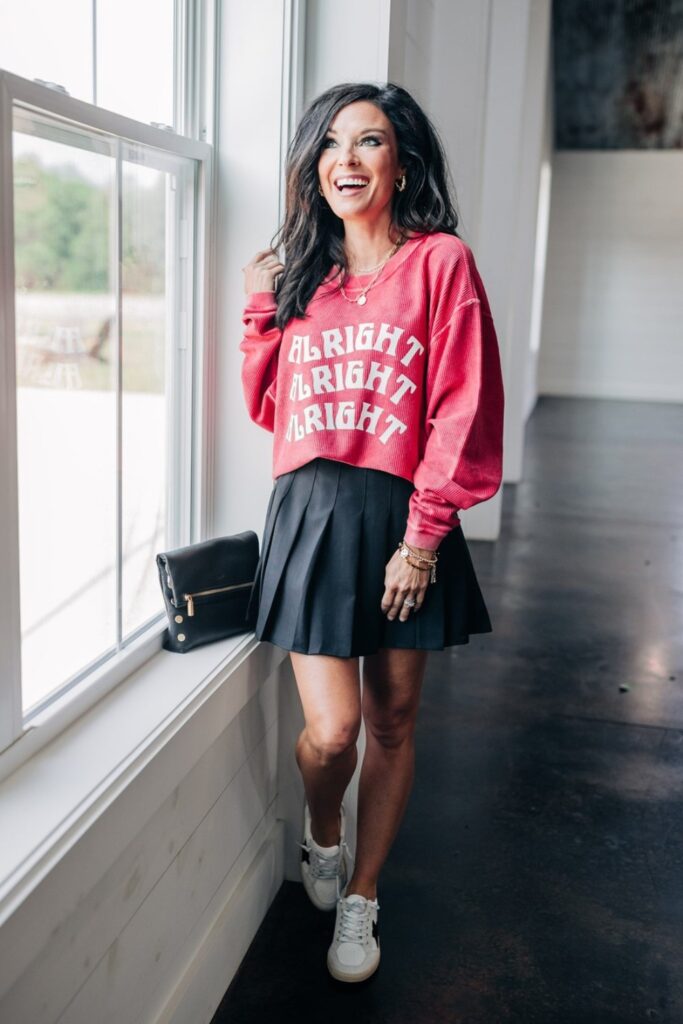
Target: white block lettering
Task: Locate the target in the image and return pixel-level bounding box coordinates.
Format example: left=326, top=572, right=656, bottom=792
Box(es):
left=365, top=361, right=393, bottom=394
left=374, top=322, right=404, bottom=356
left=401, top=335, right=425, bottom=366
left=390, top=373, right=417, bottom=404
left=346, top=359, right=365, bottom=389
left=322, top=327, right=345, bottom=358
left=311, top=364, right=335, bottom=394
left=303, top=404, right=324, bottom=432
left=336, top=400, right=356, bottom=429
left=355, top=323, right=375, bottom=350
left=378, top=414, right=408, bottom=444
left=356, top=402, right=382, bottom=434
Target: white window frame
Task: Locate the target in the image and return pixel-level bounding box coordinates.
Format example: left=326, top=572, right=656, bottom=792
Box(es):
left=0, top=0, right=309, bottom=939
left=0, top=0, right=218, bottom=770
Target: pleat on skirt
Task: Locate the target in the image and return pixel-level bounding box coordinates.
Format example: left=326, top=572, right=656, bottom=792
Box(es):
left=244, top=456, right=493, bottom=658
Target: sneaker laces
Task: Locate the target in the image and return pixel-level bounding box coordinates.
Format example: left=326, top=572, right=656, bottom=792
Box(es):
left=337, top=896, right=379, bottom=944
left=299, top=837, right=350, bottom=880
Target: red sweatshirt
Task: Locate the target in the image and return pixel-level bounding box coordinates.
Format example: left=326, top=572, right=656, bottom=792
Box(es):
left=239, top=231, right=504, bottom=550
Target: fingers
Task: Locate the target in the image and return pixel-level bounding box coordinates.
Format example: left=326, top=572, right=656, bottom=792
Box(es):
left=381, top=581, right=428, bottom=622
left=380, top=548, right=430, bottom=622
left=241, top=249, right=286, bottom=296
left=243, top=259, right=285, bottom=275
left=241, top=250, right=285, bottom=273
left=254, top=249, right=282, bottom=265
left=390, top=593, right=416, bottom=623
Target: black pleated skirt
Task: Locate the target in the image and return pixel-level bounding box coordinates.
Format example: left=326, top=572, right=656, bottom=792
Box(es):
left=245, top=457, right=493, bottom=658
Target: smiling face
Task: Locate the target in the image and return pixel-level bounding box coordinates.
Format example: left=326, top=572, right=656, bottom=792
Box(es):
left=317, top=100, right=405, bottom=225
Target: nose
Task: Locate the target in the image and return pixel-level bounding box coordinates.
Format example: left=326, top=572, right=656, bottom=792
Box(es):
left=337, top=144, right=359, bottom=166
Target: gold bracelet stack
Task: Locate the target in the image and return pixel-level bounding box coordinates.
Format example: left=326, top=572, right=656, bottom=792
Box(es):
left=397, top=539, right=439, bottom=584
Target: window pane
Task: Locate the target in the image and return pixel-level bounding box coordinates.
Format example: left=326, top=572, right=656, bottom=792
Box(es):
left=96, top=0, right=175, bottom=128
left=121, top=162, right=169, bottom=639
left=0, top=0, right=93, bottom=102
left=14, top=124, right=118, bottom=713
left=0, top=0, right=175, bottom=128
left=13, top=108, right=195, bottom=714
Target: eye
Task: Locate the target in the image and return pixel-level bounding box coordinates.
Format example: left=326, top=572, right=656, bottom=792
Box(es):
left=322, top=137, right=336, bottom=148
left=360, top=135, right=381, bottom=145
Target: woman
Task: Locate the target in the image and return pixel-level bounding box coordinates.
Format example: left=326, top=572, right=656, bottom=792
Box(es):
left=239, top=81, right=504, bottom=983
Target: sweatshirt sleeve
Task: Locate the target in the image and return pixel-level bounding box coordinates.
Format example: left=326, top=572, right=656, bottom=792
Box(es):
left=238, top=291, right=282, bottom=434
left=403, top=295, right=505, bottom=550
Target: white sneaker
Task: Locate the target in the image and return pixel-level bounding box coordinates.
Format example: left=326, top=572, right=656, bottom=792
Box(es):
left=299, top=800, right=351, bottom=912
left=327, top=892, right=380, bottom=983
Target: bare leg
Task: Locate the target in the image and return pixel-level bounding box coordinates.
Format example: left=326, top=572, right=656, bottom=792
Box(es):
left=347, top=648, right=429, bottom=900
left=289, top=651, right=362, bottom=847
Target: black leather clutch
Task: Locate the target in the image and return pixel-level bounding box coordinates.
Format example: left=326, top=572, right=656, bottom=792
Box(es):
left=156, top=531, right=259, bottom=653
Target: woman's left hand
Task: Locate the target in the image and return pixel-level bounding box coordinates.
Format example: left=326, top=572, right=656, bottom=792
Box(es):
left=381, top=546, right=435, bottom=622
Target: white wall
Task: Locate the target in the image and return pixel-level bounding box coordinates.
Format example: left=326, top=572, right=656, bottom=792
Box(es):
left=489, top=0, right=552, bottom=482
left=0, top=644, right=286, bottom=1024
left=538, top=150, right=683, bottom=403
left=524, top=13, right=554, bottom=422
left=303, top=0, right=392, bottom=102
left=214, top=1, right=289, bottom=540
left=388, top=0, right=489, bottom=246
left=388, top=0, right=553, bottom=536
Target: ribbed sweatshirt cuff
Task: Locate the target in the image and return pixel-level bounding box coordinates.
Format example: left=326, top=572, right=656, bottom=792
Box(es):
left=402, top=524, right=447, bottom=551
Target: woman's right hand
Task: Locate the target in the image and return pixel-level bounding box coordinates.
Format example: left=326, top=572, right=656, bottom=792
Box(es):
left=242, top=249, right=285, bottom=296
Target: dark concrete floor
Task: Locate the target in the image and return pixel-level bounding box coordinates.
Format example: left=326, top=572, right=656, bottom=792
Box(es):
left=212, top=396, right=683, bottom=1024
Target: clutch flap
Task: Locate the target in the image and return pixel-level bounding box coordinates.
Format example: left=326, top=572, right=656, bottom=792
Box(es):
left=156, top=530, right=259, bottom=608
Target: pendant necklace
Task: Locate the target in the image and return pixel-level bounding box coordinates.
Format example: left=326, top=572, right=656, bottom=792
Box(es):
left=338, top=238, right=403, bottom=305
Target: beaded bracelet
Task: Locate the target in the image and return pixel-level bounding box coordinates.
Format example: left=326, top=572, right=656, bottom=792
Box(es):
left=405, top=556, right=431, bottom=572
left=398, top=539, right=438, bottom=583
left=398, top=539, right=439, bottom=563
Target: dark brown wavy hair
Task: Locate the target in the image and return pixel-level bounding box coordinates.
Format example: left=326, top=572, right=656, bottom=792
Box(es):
left=268, top=81, right=461, bottom=329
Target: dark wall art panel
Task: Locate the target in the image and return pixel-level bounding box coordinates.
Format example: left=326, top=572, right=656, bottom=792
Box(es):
left=553, top=0, right=683, bottom=149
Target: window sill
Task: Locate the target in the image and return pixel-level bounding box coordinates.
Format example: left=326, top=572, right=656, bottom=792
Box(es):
left=0, top=628, right=288, bottom=927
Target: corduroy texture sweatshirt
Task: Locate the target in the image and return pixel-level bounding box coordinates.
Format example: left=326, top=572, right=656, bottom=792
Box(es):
left=239, top=231, right=504, bottom=550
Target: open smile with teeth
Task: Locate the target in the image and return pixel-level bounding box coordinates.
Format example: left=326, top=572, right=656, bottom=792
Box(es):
left=334, top=176, right=370, bottom=194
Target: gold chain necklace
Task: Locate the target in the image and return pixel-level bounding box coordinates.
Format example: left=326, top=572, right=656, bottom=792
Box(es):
left=338, top=240, right=403, bottom=305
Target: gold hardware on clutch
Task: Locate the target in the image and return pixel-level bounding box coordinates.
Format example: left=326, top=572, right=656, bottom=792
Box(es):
left=183, top=581, right=253, bottom=617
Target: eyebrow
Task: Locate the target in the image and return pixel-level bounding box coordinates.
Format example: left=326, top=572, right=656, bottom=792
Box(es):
left=325, top=127, right=388, bottom=136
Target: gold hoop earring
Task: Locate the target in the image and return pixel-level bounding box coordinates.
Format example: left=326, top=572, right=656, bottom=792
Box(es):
left=395, top=174, right=406, bottom=192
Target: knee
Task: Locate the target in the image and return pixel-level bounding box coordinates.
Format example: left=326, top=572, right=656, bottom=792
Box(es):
left=365, top=705, right=417, bottom=750
left=304, top=719, right=360, bottom=766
